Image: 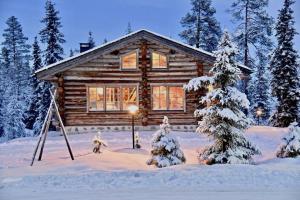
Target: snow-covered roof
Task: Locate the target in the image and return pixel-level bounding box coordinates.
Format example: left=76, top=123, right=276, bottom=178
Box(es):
left=36, top=29, right=251, bottom=79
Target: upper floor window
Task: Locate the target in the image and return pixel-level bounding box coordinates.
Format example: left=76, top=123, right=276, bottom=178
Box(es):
left=121, top=51, right=137, bottom=69
left=152, top=52, right=167, bottom=68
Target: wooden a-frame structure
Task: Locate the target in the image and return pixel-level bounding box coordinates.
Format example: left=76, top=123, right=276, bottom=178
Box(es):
left=30, top=89, right=74, bottom=166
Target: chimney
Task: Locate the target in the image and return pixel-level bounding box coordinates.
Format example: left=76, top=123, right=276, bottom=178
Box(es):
left=80, top=43, right=91, bottom=53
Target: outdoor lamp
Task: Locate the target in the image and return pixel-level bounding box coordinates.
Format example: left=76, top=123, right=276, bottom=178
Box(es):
left=128, top=105, right=138, bottom=149
left=256, top=108, right=263, bottom=125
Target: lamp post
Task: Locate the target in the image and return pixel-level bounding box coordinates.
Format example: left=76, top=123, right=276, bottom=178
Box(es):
left=128, top=105, right=138, bottom=149
left=256, top=108, right=263, bottom=125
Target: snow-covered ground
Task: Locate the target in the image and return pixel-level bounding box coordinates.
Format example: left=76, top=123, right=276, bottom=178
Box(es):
left=1, top=126, right=300, bottom=200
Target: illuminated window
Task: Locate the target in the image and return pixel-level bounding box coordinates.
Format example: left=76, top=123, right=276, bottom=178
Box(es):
left=169, top=87, right=184, bottom=110
left=121, top=51, right=137, bottom=69
left=122, top=87, right=137, bottom=110
left=152, top=85, right=184, bottom=110
left=207, top=84, right=214, bottom=92
left=152, top=86, right=167, bottom=110
left=152, top=52, right=167, bottom=68
left=106, top=87, right=120, bottom=110
left=88, top=87, right=104, bottom=111
left=88, top=85, right=138, bottom=111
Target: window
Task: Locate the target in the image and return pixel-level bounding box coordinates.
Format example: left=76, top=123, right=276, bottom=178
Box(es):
left=152, top=86, right=167, bottom=110
left=106, top=87, right=120, bottom=110
left=88, top=85, right=138, bottom=111
left=152, top=52, right=167, bottom=68
left=89, top=87, right=104, bottom=111
left=122, top=87, right=138, bottom=110
left=121, top=51, right=137, bottom=69
left=169, top=87, right=184, bottom=110
left=152, top=85, right=184, bottom=110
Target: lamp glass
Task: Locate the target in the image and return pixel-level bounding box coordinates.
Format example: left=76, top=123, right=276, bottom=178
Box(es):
left=128, top=105, right=138, bottom=114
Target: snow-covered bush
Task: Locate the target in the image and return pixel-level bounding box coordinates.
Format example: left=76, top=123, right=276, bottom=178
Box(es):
left=92, top=132, right=107, bottom=154
left=277, top=122, right=300, bottom=158
left=185, top=30, right=260, bottom=165
left=147, top=116, right=186, bottom=168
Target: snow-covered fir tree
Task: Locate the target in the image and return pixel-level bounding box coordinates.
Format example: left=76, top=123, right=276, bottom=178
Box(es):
left=277, top=122, right=300, bottom=158
left=1, top=16, right=31, bottom=139
left=88, top=31, right=96, bottom=48
left=247, top=51, right=273, bottom=124
left=24, top=37, right=43, bottom=132
left=0, top=48, right=9, bottom=137
left=147, top=116, right=186, bottom=168
left=36, top=0, right=65, bottom=132
left=185, top=31, right=260, bottom=164
left=103, top=38, right=108, bottom=44
left=69, top=49, right=74, bottom=57
left=270, top=0, right=299, bottom=127
left=179, top=0, right=221, bottom=52
left=229, top=0, right=274, bottom=108
left=125, top=22, right=132, bottom=34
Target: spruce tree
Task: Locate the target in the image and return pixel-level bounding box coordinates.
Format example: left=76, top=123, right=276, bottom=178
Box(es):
left=1, top=16, right=31, bottom=139
left=277, top=122, right=300, bottom=158
left=270, top=0, right=299, bottom=127
left=147, top=116, right=186, bottom=168
left=179, top=0, right=221, bottom=52
left=88, top=31, right=96, bottom=48
left=185, top=31, right=260, bottom=164
left=36, top=0, right=65, bottom=132
left=126, top=22, right=132, bottom=34
left=24, top=37, right=43, bottom=132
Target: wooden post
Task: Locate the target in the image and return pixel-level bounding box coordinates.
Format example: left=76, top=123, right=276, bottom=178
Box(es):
left=30, top=90, right=57, bottom=166
left=140, top=40, right=149, bottom=126
left=50, top=90, right=74, bottom=160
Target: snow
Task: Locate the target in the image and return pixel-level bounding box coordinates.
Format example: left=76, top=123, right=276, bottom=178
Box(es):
left=1, top=127, right=300, bottom=200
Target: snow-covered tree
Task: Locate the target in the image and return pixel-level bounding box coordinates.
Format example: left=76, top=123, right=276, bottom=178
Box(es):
left=147, top=116, right=186, bottom=168
left=270, top=0, right=299, bottom=127
left=1, top=16, right=31, bottom=140
left=24, top=37, right=43, bottom=132
left=69, top=49, right=74, bottom=57
left=179, top=0, right=221, bottom=52
left=88, top=31, right=96, bottom=48
left=37, top=0, right=65, bottom=132
left=247, top=51, right=273, bottom=124
left=40, top=0, right=65, bottom=65
left=185, top=31, right=260, bottom=164
left=277, top=122, right=300, bottom=158
left=103, top=38, right=108, bottom=44
left=125, top=22, right=132, bottom=34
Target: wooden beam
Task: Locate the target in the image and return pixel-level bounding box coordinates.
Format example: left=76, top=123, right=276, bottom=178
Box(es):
left=140, top=40, right=149, bottom=126
left=57, top=75, right=65, bottom=123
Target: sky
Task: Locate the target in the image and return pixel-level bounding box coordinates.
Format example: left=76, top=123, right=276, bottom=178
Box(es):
left=0, top=0, right=299, bottom=56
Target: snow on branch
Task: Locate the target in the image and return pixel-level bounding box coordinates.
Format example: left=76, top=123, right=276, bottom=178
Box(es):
left=184, top=76, right=214, bottom=91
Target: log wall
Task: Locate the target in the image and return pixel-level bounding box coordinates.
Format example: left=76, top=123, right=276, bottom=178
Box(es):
left=61, top=39, right=209, bottom=126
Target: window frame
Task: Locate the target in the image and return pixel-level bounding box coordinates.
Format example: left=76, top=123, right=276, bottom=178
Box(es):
left=151, top=51, right=168, bottom=69
left=120, top=50, right=139, bottom=70
left=86, top=84, right=139, bottom=112
left=151, top=83, right=186, bottom=111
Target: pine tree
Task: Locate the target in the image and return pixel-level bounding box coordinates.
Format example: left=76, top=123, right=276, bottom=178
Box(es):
left=126, top=22, right=132, bottom=34
left=277, top=122, right=300, bottom=158
left=147, top=116, right=186, bottom=168
left=37, top=0, right=65, bottom=132
left=248, top=51, right=273, bottom=124
left=0, top=48, right=9, bottom=137
left=1, top=16, right=31, bottom=139
left=88, top=31, right=96, bottom=48
left=270, top=0, right=299, bottom=127
left=179, top=0, right=221, bottom=52
left=103, top=38, right=108, bottom=44
left=185, top=31, right=260, bottom=164
left=69, top=49, right=74, bottom=57
left=40, top=0, right=65, bottom=65
left=24, top=37, right=43, bottom=131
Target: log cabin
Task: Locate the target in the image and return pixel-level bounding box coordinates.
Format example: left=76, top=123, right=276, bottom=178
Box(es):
left=35, top=29, right=250, bottom=133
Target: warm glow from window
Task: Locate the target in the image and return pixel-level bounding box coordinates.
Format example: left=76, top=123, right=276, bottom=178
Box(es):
left=122, top=51, right=137, bottom=69
left=88, top=85, right=138, bottom=111
left=152, top=52, right=167, bottom=68
left=89, top=87, right=104, bottom=111
left=106, top=87, right=120, bottom=110
left=208, top=84, right=214, bottom=92
left=153, top=86, right=167, bottom=110
left=169, top=87, right=184, bottom=110
left=122, top=87, right=137, bottom=110
left=152, top=86, right=184, bottom=110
